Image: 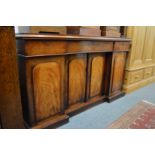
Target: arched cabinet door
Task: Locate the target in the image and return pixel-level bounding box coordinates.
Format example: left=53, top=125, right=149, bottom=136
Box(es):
left=65, top=54, right=87, bottom=107
left=86, top=53, right=106, bottom=100
left=30, top=57, right=65, bottom=123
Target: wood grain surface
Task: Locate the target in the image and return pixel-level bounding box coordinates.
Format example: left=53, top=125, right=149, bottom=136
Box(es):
left=68, top=58, right=86, bottom=105
left=114, top=42, right=130, bottom=51
left=111, top=52, right=126, bottom=93
left=124, top=26, right=155, bottom=93
left=33, top=62, right=61, bottom=121
left=0, top=27, right=24, bottom=128
left=18, top=40, right=113, bottom=56
left=16, top=33, right=131, bottom=42
left=90, top=56, right=105, bottom=97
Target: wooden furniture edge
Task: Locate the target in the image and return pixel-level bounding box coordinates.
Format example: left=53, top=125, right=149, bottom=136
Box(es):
left=31, top=114, right=69, bottom=129
left=126, top=64, right=155, bottom=71
left=18, top=50, right=129, bottom=58
left=16, top=34, right=131, bottom=42
left=65, top=96, right=106, bottom=116
left=123, top=76, right=155, bottom=93
left=107, top=92, right=125, bottom=102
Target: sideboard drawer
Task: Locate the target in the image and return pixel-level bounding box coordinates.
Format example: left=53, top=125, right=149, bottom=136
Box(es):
left=22, top=40, right=114, bottom=56
left=144, top=67, right=153, bottom=79
left=130, top=70, right=143, bottom=84
left=114, top=42, right=130, bottom=51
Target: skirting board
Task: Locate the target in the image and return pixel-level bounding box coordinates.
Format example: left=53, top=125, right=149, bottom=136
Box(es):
left=123, top=75, right=155, bottom=93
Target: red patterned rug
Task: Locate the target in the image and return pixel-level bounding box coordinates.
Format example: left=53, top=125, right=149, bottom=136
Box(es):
left=107, top=101, right=155, bottom=129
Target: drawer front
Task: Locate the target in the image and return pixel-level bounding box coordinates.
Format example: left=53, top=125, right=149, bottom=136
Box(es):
left=144, top=67, right=153, bottom=79
left=24, top=41, right=114, bottom=56
left=114, top=42, right=130, bottom=51
left=130, top=70, right=143, bottom=84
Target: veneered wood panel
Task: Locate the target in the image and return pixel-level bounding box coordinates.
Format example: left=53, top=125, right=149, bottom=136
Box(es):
left=33, top=62, right=61, bottom=121
left=90, top=56, right=105, bottom=97
left=124, top=26, right=155, bottom=93
left=114, top=42, right=130, bottom=51
left=66, top=41, right=113, bottom=53
left=127, top=27, right=146, bottom=68
left=111, top=52, right=126, bottom=93
left=25, top=41, right=67, bottom=55
left=0, top=27, right=24, bottom=128
left=68, top=58, right=86, bottom=105
left=143, top=27, right=155, bottom=65
left=21, top=40, right=113, bottom=56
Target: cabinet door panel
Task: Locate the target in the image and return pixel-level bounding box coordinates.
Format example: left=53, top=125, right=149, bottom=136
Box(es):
left=33, top=62, right=61, bottom=121
left=68, top=55, right=86, bottom=105
left=89, top=55, right=105, bottom=98
left=111, top=52, right=126, bottom=93
left=143, top=27, right=155, bottom=65
left=127, top=26, right=146, bottom=67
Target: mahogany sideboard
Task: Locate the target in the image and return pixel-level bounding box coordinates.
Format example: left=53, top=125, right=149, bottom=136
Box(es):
left=16, top=34, right=131, bottom=129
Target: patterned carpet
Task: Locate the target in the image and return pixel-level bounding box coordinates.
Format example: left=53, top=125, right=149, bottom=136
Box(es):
left=107, top=101, right=155, bottom=129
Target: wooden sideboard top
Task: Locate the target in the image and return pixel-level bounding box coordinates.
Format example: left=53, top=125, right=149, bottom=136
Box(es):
left=16, top=33, right=131, bottom=42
